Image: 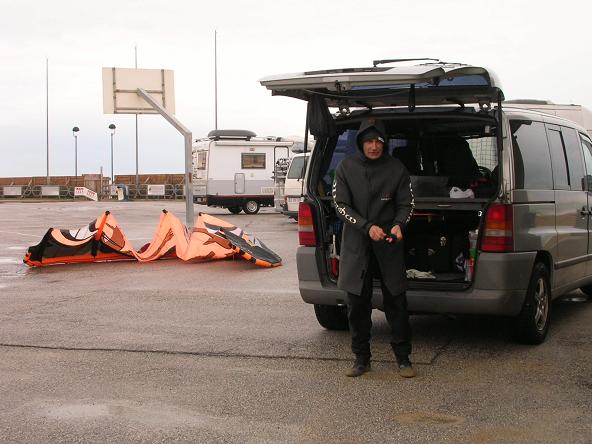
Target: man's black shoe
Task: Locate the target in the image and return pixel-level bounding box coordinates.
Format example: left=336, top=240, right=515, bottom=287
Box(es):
left=398, top=360, right=416, bottom=378
left=345, top=359, right=371, bottom=377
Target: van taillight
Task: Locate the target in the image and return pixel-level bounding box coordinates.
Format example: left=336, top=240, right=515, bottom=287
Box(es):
left=482, top=204, right=513, bottom=252
left=298, top=202, right=317, bottom=246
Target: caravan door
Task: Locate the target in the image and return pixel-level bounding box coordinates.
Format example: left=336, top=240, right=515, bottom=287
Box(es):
left=234, top=173, right=245, bottom=194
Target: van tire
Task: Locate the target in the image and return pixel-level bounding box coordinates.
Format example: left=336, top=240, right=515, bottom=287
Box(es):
left=313, top=304, right=349, bottom=330
left=578, top=285, right=592, bottom=301
left=243, top=200, right=260, bottom=215
left=228, top=206, right=242, bottom=214
left=511, top=262, right=551, bottom=344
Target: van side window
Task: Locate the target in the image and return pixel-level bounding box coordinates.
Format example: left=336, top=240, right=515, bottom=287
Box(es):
left=580, top=135, right=592, bottom=191
left=510, top=120, right=553, bottom=190
left=546, top=127, right=569, bottom=190
left=561, top=127, right=586, bottom=191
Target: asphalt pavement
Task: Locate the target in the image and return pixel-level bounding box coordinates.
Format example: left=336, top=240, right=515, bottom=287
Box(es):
left=0, top=200, right=591, bottom=443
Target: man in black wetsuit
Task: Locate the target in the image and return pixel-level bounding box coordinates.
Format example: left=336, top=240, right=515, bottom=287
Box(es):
left=332, top=118, right=415, bottom=378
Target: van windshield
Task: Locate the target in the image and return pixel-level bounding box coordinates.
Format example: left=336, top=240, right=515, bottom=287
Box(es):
left=287, top=156, right=308, bottom=179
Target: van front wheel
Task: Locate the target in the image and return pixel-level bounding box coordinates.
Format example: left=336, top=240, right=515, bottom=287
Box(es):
left=314, top=304, right=349, bottom=331
left=511, top=262, right=551, bottom=344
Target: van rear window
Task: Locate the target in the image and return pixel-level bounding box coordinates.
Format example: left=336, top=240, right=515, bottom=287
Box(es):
left=287, top=156, right=308, bottom=179
left=320, top=125, right=498, bottom=198
left=510, top=120, right=553, bottom=190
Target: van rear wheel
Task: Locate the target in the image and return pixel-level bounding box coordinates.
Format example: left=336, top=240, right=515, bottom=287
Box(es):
left=511, top=262, right=551, bottom=344
left=243, top=200, right=260, bottom=215
left=313, top=304, right=349, bottom=330
left=578, top=285, right=592, bottom=301
left=228, top=206, right=242, bottom=214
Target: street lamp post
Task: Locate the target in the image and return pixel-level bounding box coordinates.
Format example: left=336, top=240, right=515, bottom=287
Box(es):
left=108, top=124, right=116, bottom=183
left=72, top=126, right=79, bottom=176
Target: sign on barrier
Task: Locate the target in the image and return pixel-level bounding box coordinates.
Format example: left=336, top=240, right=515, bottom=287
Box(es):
left=3, top=186, right=22, bottom=196
left=147, top=184, right=165, bottom=196
left=41, top=186, right=60, bottom=196
left=74, top=187, right=98, bottom=201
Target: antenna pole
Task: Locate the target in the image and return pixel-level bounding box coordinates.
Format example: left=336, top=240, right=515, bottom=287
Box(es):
left=46, top=58, right=50, bottom=184
left=214, top=30, right=218, bottom=130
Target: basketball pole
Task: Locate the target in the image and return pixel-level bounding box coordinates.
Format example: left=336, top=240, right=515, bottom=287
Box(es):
left=136, top=88, right=194, bottom=227
left=134, top=45, right=139, bottom=192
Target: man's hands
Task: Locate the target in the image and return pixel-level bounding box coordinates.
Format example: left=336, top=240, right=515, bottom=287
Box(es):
left=368, top=224, right=403, bottom=243
left=390, top=224, right=403, bottom=242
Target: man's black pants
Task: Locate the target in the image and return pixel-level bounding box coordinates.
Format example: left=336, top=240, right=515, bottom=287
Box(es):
left=346, top=256, right=412, bottom=363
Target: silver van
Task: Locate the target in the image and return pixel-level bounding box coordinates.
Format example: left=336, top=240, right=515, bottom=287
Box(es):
left=261, top=60, right=592, bottom=344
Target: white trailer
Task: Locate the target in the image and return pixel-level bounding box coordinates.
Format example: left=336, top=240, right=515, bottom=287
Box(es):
left=503, top=100, right=592, bottom=137
left=192, top=130, right=294, bottom=214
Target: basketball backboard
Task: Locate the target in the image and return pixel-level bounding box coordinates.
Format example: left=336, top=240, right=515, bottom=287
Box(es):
left=102, top=67, right=175, bottom=114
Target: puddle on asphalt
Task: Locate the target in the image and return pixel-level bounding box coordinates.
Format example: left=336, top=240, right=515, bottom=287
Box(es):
left=394, top=411, right=465, bottom=425
left=0, top=257, right=21, bottom=264
left=35, top=399, right=300, bottom=437
left=0, top=260, right=29, bottom=280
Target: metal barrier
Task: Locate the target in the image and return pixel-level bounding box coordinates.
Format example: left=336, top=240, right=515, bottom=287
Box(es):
left=0, top=183, right=187, bottom=200
left=0, top=186, right=23, bottom=198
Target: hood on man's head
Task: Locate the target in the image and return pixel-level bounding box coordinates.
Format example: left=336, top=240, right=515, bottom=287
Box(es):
left=356, top=118, right=387, bottom=150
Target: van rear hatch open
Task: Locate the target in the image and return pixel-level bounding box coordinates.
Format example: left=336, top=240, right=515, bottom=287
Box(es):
left=261, top=61, right=505, bottom=290
left=260, top=62, right=504, bottom=109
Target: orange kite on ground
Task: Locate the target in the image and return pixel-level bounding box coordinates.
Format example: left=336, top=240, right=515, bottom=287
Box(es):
left=23, top=211, right=282, bottom=268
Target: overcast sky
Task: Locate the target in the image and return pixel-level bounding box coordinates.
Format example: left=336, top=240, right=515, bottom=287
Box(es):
left=1, top=0, right=591, bottom=178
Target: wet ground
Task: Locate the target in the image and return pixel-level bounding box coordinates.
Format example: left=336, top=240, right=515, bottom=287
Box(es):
left=0, top=201, right=591, bottom=443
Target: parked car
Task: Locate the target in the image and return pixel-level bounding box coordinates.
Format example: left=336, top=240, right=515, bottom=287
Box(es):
left=281, top=152, right=310, bottom=220
left=261, top=60, right=592, bottom=344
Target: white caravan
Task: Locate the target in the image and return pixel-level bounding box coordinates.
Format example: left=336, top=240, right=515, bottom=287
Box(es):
left=503, top=100, right=592, bottom=137
left=192, top=130, right=294, bottom=214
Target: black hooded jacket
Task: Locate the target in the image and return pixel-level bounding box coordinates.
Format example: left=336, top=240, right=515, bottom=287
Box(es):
left=332, top=119, right=414, bottom=296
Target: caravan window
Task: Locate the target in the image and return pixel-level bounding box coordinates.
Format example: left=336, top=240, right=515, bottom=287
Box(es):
left=242, top=153, right=266, bottom=169
left=196, top=152, right=207, bottom=170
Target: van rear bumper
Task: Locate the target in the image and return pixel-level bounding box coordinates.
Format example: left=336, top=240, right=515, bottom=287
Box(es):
left=297, top=247, right=537, bottom=317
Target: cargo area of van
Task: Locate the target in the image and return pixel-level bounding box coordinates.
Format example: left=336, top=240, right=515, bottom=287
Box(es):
left=313, top=108, right=499, bottom=288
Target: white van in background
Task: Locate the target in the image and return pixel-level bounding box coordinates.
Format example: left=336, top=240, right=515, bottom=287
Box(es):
left=281, top=152, right=310, bottom=220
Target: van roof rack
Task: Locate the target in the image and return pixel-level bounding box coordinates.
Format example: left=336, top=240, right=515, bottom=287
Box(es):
left=372, top=58, right=441, bottom=67
left=208, top=129, right=257, bottom=140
